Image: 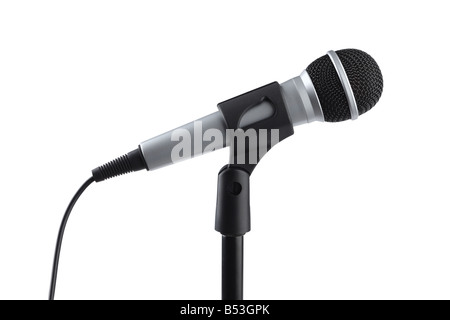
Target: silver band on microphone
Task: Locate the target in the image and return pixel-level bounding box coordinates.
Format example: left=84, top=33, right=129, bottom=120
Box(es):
left=327, top=50, right=359, bottom=120
left=280, top=70, right=324, bottom=126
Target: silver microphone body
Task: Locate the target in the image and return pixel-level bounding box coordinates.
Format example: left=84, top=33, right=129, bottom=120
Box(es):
left=139, top=70, right=324, bottom=171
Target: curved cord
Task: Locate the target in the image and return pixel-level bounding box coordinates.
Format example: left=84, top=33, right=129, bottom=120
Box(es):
left=49, top=176, right=95, bottom=300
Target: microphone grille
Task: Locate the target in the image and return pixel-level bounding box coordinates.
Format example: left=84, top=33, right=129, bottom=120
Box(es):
left=306, top=49, right=383, bottom=122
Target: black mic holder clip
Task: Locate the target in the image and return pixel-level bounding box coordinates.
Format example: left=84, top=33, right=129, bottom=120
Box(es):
left=214, top=82, right=294, bottom=299
left=215, top=81, right=294, bottom=236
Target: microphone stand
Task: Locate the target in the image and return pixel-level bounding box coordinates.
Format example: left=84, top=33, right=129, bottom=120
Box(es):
left=214, top=82, right=294, bottom=300
left=215, top=164, right=250, bottom=300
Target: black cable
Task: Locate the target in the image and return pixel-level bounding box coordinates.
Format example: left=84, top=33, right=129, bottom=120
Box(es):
left=49, top=176, right=95, bottom=300
left=48, top=148, right=145, bottom=299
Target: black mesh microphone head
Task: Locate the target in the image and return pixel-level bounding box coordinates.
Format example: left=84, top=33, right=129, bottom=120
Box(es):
left=306, top=49, right=383, bottom=122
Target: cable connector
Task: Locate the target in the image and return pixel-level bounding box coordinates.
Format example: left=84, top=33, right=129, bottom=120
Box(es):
left=92, top=148, right=148, bottom=182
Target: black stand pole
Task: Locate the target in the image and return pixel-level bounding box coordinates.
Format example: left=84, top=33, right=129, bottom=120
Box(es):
left=215, top=165, right=250, bottom=300
left=222, top=235, right=243, bottom=300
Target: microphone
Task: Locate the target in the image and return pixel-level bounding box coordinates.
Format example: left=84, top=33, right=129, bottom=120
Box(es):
left=50, top=49, right=384, bottom=299
left=92, top=49, right=383, bottom=182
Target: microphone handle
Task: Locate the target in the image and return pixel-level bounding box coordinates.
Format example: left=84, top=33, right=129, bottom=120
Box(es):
left=139, top=71, right=323, bottom=171
left=140, top=112, right=227, bottom=171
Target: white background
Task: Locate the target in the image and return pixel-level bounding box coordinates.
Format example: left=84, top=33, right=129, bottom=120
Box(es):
left=1, top=1, right=449, bottom=300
